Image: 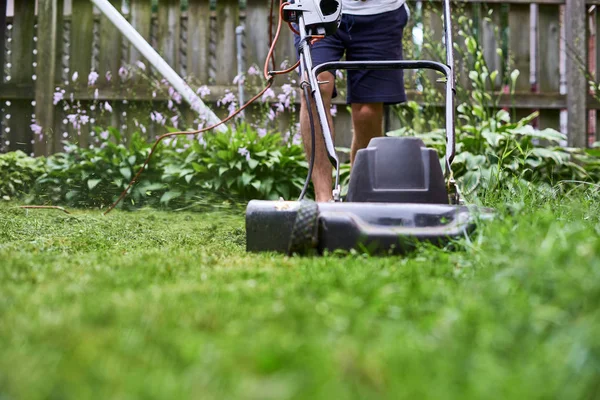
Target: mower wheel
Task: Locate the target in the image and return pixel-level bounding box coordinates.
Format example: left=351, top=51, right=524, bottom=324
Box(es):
left=288, top=200, right=319, bottom=255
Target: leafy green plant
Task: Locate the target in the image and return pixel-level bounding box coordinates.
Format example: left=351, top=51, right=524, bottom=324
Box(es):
left=30, top=127, right=167, bottom=209
left=161, top=123, right=308, bottom=201
left=0, top=151, right=46, bottom=201
left=386, top=7, right=600, bottom=197
left=20, top=123, right=308, bottom=208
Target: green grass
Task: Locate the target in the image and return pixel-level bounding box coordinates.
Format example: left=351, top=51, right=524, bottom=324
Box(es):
left=1, top=189, right=600, bottom=399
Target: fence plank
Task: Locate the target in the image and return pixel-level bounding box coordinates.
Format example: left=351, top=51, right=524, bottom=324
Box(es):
left=537, top=4, right=561, bottom=130
left=565, top=0, right=586, bottom=146
left=0, top=0, right=5, bottom=86
left=244, top=0, right=268, bottom=72
left=187, top=0, right=210, bottom=83
left=596, top=7, right=600, bottom=142
left=70, top=0, right=94, bottom=148
left=129, top=0, right=152, bottom=66
left=158, top=0, right=181, bottom=69
left=508, top=4, right=531, bottom=91
left=481, top=3, right=504, bottom=88
left=52, top=0, right=65, bottom=154
left=34, top=0, right=58, bottom=156
left=422, top=0, right=444, bottom=98
left=0, top=0, right=5, bottom=152
left=98, top=0, right=122, bottom=86
left=508, top=3, right=534, bottom=121
left=214, top=0, right=238, bottom=85
left=9, top=0, right=35, bottom=153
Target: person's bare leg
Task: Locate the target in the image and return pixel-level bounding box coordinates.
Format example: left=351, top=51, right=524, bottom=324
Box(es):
left=350, top=102, right=384, bottom=165
left=300, top=72, right=336, bottom=202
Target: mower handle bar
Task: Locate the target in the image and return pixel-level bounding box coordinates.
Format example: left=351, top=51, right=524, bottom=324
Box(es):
left=312, top=60, right=456, bottom=168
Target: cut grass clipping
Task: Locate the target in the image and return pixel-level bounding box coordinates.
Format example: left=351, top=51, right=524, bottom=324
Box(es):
left=1, top=188, right=600, bottom=399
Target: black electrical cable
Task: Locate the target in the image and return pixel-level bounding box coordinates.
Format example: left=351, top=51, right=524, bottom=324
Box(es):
left=298, top=82, right=316, bottom=201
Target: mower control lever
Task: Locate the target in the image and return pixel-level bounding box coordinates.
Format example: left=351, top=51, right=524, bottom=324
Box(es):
left=282, top=0, right=342, bottom=36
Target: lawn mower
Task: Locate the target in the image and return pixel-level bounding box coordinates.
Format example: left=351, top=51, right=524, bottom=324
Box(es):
left=246, top=0, right=491, bottom=255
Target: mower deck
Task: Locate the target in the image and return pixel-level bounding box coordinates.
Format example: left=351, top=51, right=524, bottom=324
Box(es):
left=246, top=200, right=493, bottom=255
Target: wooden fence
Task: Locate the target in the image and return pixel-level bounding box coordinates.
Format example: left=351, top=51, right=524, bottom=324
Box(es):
left=0, top=0, right=597, bottom=157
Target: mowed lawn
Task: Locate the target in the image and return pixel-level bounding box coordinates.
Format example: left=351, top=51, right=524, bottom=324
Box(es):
left=1, top=190, right=600, bottom=399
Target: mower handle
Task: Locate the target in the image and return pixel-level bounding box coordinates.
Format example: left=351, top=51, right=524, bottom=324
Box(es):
left=312, top=60, right=456, bottom=167
left=296, top=0, right=456, bottom=198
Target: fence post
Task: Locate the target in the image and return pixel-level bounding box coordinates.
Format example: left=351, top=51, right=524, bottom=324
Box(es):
left=0, top=0, right=6, bottom=152
left=11, top=1, right=36, bottom=154
left=34, top=0, right=58, bottom=156
left=566, top=0, right=586, bottom=147
left=0, top=0, right=5, bottom=86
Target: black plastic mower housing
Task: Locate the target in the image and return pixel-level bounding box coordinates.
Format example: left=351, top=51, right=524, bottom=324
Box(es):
left=346, top=137, right=448, bottom=204
left=246, top=201, right=492, bottom=255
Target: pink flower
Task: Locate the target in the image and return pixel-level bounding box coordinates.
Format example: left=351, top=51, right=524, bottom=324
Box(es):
left=118, top=66, right=128, bottom=80
left=330, top=104, right=337, bottom=117
left=135, top=60, right=146, bottom=71
left=170, top=115, right=179, bottom=129
left=104, top=102, right=113, bottom=113
left=228, top=102, right=237, bottom=116
left=105, top=71, right=112, bottom=82
left=218, top=91, right=236, bottom=106
left=292, top=132, right=302, bottom=145
left=233, top=73, right=245, bottom=85
left=172, top=92, right=182, bottom=104
left=72, top=71, right=79, bottom=82
left=88, top=71, right=99, bottom=86
left=238, top=147, right=251, bottom=161
left=257, top=128, right=267, bottom=137
left=247, top=65, right=260, bottom=76
left=261, top=88, right=275, bottom=102
left=196, top=85, right=210, bottom=97
left=100, top=130, right=109, bottom=140
left=151, top=111, right=166, bottom=125
left=53, top=91, right=64, bottom=105
left=30, top=122, right=42, bottom=135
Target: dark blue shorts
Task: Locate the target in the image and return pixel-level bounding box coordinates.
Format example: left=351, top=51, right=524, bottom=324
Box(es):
left=294, top=5, right=409, bottom=105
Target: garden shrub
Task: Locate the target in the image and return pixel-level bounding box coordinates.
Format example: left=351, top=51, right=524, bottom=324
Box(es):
left=30, top=127, right=167, bottom=208
left=388, top=8, right=600, bottom=196
left=24, top=123, right=308, bottom=209
left=0, top=151, right=45, bottom=201
left=160, top=122, right=308, bottom=202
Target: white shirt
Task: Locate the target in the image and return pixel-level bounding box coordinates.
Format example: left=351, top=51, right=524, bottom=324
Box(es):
left=341, top=0, right=407, bottom=16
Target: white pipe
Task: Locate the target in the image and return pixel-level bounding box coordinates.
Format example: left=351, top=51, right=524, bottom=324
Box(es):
left=90, top=0, right=227, bottom=132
